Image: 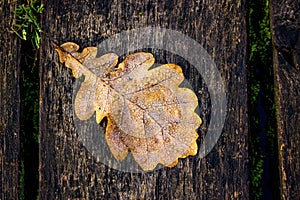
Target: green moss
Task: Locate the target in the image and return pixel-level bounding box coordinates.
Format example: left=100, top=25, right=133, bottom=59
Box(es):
left=248, top=0, right=279, bottom=199
left=12, top=0, right=43, bottom=49
left=13, top=1, right=42, bottom=199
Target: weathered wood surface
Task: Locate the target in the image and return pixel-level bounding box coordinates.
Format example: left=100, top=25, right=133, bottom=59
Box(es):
left=39, top=0, right=248, bottom=199
left=270, top=0, right=300, bottom=199
left=0, top=1, right=21, bottom=199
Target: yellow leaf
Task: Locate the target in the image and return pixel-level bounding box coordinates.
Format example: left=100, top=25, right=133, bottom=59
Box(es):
left=55, top=42, right=202, bottom=170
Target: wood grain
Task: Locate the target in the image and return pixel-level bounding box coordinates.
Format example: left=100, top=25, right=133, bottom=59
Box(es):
left=39, top=0, right=248, bottom=199
left=0, top=1, right=21, bottom=199
left=270, top=0, right=300, bottom=199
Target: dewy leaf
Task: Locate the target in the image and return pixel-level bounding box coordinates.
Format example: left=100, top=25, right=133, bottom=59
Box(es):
left=55, top=42, right=202, bottom=170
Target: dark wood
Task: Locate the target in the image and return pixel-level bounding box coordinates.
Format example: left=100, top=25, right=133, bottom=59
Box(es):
left=270, top=0, right=300, bottom=199
left=0, top=1, right=21, bottom=199
left=39, top=0, right=248, bottom=199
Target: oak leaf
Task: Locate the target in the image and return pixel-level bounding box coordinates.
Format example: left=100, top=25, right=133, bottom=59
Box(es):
left=55, top=42, right=202, bottom=170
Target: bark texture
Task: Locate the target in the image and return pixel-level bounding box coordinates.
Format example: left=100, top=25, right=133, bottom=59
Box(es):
left=39, top=0, right=248, bottom=199
left=0, top=1, right=21, bottom=199
left=270, top=0, right=300, bottom=199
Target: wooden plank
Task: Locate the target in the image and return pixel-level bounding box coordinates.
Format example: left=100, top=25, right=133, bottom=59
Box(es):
left=0, top=1, right=21, bottom=199
left=39, top=0, right=248, bottom=199
left=270, top=0, right=300, bottom=199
